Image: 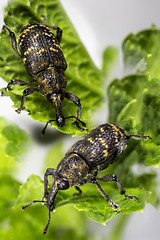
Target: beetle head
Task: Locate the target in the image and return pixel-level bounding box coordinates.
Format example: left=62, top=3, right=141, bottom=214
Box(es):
left=41, top=176, right=69, bottom=234
left=21, top=175, right=69, bottom=235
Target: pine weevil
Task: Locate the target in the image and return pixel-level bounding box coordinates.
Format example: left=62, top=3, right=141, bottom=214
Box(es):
left=1, top=22, right=86, bottom=132
left=22, top=123, right=151, bottom=234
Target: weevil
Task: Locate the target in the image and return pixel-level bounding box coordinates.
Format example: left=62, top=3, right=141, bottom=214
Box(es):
left=22, top=123, right=151, bottom=234
left=1, top=22, right=86, bottom=132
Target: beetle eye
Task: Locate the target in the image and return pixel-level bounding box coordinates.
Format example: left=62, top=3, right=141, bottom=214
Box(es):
left=58, top=179, right=69, bottom=190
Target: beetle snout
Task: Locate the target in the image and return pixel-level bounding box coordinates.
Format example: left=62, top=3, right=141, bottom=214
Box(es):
left=46, top=193, right=56, bottom=212
left=47, top=201, right=55, bottom=212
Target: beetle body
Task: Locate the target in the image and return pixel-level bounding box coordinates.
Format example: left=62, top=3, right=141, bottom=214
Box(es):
left=19, top=23, right=67, bottom=76
left=66, top=123, right=128, bottom=173
left=2, top=22, right=86, bottom=130
left=22, top=123, right=151, bottom=234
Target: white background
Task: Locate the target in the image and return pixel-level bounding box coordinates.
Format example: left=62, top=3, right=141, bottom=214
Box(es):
left=0, top=0, right=160, bottom=239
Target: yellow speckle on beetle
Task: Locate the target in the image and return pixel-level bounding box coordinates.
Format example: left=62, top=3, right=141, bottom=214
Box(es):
left=58, top=95, right=61, bottom=101
left=100, top=128, right=104, bottom=133
left=50, top=47, right=58, bottom=52
left=110, top=124, right=123, bottom=137
left=28, top=25, right=36, bottom=29
left=23, top=58, right=27, bottom=63
left=72, top=164, right=78, bottom=169
left=33, top=33, right=39, bottom=39
left=103, top=150, right=108, bottom=157
left=88, top=138, right=95, bottom=144
left=36, top=49, right=45, bottom=55
left=24, top=51, right=29, bottom=55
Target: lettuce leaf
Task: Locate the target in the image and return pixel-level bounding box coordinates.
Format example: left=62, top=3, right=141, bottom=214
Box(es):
left=0, top=0, right=117, bottom=135
left=15, top=143, right=150, bottom=227
left=0, top=117, right=30, bottom=174
left=107, top=26, right=160, bottom=211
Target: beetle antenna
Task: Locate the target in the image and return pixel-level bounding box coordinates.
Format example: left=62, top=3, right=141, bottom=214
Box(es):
left=43, top=210, right=51, bottom=235
left=41, top=117, right=87, bottom=135
left=21, top=200, right=46, bottom=211
left=127, top=134, right=152, bottom=140
left=65, top=116, right=87, bottom=128
left=65, top=116, right=86, bottom=126
left=41, top=120, right=56, bottom=135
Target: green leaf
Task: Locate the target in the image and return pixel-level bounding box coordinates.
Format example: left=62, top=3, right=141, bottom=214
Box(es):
left=107, top=26, right=160, bottom=210
left=16, top=174, right=146, bottom=226
left=0, top=0, right=113, bottom=135
left=14, top=174, right=93, bottom=239
left=6, top=142, right=158, bottom=238
left=0, top=175, right=20, bottom=222
left=108, top=74, right=160, bottom=168
left=108, top=74, right=148, bottom=131
left=16, top=174, right=44, bottom=206
left=0, top=174, right=77, bottom=240
left=108, top=27, right=160, bottom=168
left=108, top=26, right=160, bottom=167
left=0, top=117, right=31, bottom=174
left=43, top=141, right=65, bottom=171
left=101, top=46, right=119, bottom=78
left=122, top=26, right=160, bottom=79
left=16, top=141, right=151, bottom=228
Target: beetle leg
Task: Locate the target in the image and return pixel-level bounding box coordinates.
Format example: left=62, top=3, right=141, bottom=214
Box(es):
left=86, top=175, right=120, bottom=212
left=15, top=86, right=38, bottom=114
left=95, top=180, right=120, bottom=212
left=1, top=79, right=36, bottom=95
left=52, top=26, right=62, bottom=43
left=46, top=25, right=62, bottom=43
left=65, top=92, right=81, bottom=119
left=65, top=115, right=87, bottom=131
left=41, top=120, right=55, bottom=135
left=74, top=186, right=82, bottom=196
left=3, top=25, right=22, bottom=58
left=22, top=200, right=46, bottom=211
left=42, top=168, right=56, bottom=200
left=96, top=174, right=138, bottom=200
left=65, top=92, right=87, bottom=131
left=42, top=17, right=63, bottom=42
left=43, top=91, right=87, bottom=133
left=41, top=116, right=87, bottom=134
left=42, top=16, right=62, bottom=43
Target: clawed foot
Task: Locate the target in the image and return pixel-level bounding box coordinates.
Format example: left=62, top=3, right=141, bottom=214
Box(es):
left=73, top=186, right=82, bottom=196
left=15, top=107, right=25, bottom=114
left=1, top=90, right=6, bottom=96
left=73, top=120, right=88, bottom=132
left=1, top=87, right=8, bottom=96
left=124, top=193, right=138, bottom=200
left=109, top=199, right=120, bottom=213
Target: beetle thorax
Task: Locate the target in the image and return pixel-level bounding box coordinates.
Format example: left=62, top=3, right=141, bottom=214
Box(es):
left=56, top=154, right=89, bottom=187
left=36, top=67, right=67, bottom=97
left=117, top=137, right=128, bottom=155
